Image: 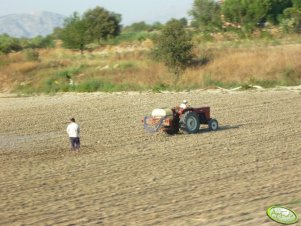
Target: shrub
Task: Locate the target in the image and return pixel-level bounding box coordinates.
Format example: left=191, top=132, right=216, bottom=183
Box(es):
left=281, top=67, right=300, bottom=85
left=151, top=19, right=194, bottom=82
left=118, top=61, right=137, bottom=70
left=26, top=35, right=54, bottom=49
left=0, top=34, right=22, bottom=54
left=104, top=32, right=150, bottom=45
left=152, top=83, right=169, bottom=92
left=76, top=79, right=103, bottom=92
left=24, top=48, right=39, bottom=61
left=56, top=66, right=82, bottom=79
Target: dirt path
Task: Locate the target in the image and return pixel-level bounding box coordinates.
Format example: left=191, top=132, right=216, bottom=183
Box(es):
left=1, top=89, right=301, bottom=225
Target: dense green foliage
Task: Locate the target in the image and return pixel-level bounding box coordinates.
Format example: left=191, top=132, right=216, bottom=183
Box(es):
left=189, top=0, right=222, bottom=31
left=24, top=36, right=54, bottom=49
left=58, top=7, right=121, bottom=53
left=58, top=12, right=91, bottom=54
left=83, top=6, right=121, bottom=43
left=282, top=0, right=301, bottom=32
left=123, top=21, right=153, bottom=32
left=151, top=19, right=194, bottom=82
left=267, top=0, right=292, bottom=24
left=122, top=21, right=165, bottom=33
left=0, top=34, right=22, bottom=54
left=222, top=0, right=271, bottom=31
left=189, top=0, right=301, bottom=33
left=0, top=34, right=54, bottom=54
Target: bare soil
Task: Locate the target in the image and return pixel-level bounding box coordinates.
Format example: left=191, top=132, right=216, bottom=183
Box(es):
left=1, top=89, right=301, bottom=225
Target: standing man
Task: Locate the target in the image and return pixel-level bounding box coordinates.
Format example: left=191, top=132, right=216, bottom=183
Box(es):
left=179, top=100, right=189, bottom=109
left=67, top=118, right=80, bottom=151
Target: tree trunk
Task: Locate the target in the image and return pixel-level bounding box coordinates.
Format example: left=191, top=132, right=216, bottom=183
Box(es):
left=174, top=67, right=180, bottom=84
left=80, top=43, right=84, bottom=55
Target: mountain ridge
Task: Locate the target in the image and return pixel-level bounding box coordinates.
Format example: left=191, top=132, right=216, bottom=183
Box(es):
left=0, top=11, right=65, bottom=38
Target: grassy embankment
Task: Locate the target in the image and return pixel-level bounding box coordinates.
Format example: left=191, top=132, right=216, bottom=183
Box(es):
left=0, top=34, right=301, bottom=94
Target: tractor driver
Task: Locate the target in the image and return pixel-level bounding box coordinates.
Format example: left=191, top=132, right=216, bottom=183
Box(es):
left=179, top=100, right=189, bottom=109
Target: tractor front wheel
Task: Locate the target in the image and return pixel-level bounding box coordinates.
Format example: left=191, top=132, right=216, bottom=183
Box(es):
left=208, top=119, right=219, bottom=131
left=180, top=111, right=200, bottom=134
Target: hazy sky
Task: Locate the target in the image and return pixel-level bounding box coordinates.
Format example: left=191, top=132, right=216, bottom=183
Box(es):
left=0, top=0, right=194, bottom=25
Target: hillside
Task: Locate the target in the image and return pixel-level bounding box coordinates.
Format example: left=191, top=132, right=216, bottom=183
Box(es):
left=0, top=36, right=301, bottom=94
left=0, top=11, right=65, bottom=38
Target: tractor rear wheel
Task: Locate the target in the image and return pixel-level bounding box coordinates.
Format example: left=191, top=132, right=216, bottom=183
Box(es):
left=180, top=111, right=200, bottom=134
left=208, top=119, right=219, bottom=131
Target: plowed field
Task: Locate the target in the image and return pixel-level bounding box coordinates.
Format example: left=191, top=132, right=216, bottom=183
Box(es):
left=1, top=89, right=301, bottom=225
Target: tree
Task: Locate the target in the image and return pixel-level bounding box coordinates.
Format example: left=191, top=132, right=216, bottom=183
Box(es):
left=151, top=19, right=194, bottom=83
left=83, top=6, right=121, bottom=43
left=25, top=35, right=54, bottom=49
left=58, top=12, right=91, bottom=54
left=292, top=0, right=301, bottom=8
left=123, top=21, right=152, bottom=33
left=222, top=0, right=271, bottom=31
left=58, top=7, right=121, bottom=53
left=267, top=0, right=292, bottom=24
left=189, top=0, right=222, bottom=31
left=282, top=0, right=301, bottom=33
left=179, top=17, right=189, bottom=27
left=0, top=34, right=22, bottom=54
left=152, top=21, right=164, bottom=31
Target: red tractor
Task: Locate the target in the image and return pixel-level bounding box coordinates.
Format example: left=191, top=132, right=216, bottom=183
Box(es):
left=143, top=106, right=218, bottom=134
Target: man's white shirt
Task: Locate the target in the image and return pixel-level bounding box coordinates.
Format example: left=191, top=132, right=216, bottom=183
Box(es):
left=67, top=122, right=80, bottom=137
left=179, top=103, right=187, bottom=109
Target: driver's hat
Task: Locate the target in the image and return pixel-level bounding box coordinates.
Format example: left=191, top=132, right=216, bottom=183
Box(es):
left=183, top=100, right=188, bottom=104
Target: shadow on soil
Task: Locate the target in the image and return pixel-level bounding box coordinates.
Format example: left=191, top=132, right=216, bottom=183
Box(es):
left=164, top=124, right=242, bottom=136
left=197, top=124, right=241, bottom=134
left=215, top=124, right=241, bottom=131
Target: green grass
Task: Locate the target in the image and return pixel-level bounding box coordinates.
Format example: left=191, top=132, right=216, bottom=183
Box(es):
left=202, top=74, right=240, bottom=89
left=248, top=77, right=281, bottom=88
left=281, top=67, right=300, bottom=86
left=56, top=66, right=83, bottom=79
left=117, top=61, right=137, bottom=70
left=151, top=83, right=170, bottom=93
left=103, top=31, right=154, bottom=45
left=76, top=79, right=114, bottom=92
left=15, top=78, right=145, bottom=94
